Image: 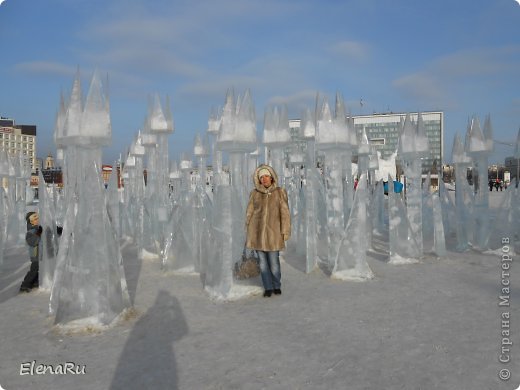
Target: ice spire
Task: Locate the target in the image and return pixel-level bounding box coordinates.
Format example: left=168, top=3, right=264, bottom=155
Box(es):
left=263, top=105, right=291, bottom=146
left=149, top=93, right=173, bottom=133
left=301, top=107, right=316, bottom=139
left=399, top=113, right=416, bottom=155
left=207, top=106, right=221, bottom=134
left=81, top=69, right=111, bottom=146
left=468, top=117, right=487, bottom=153
left=193, top=133, right=208, bottom=157
left=54, top=90, right=67, bottom=148
left=315, top=97, right=334, bottom=147
left=452, top=133, right=470, bottom=164
left=415, top=112, right=429, bottom=153
left=334, top=91, right=347, bottom=126
left=62, top=68, right=83, bottom=145
left=235, top=88, right=257, bottom=149
left=483, top=114, right=494, bottom=152
left=217, top=87, right=256, bottom=152
left=263, top=105, right=290, bottom=186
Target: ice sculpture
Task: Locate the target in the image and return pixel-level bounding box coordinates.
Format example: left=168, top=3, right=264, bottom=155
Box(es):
left=286, top=142, right=304, bottom=249
left=357, top=127, right=374, bottom=248
left=371, top=179, right=386, bottom=236
left=204, top=183, right=262, bottom=300
left=388, top=178, right=421, bottom=264
left=488, top=178, right=520, bottom=253
left=422, top=173, right=434, bottom=253
left=50, top=69, right=129, bottom=326
left=488, top=127, right=520, bottom=253
left=204, top=88, right=261, bottom=300
left=0, top=186, right=7, bottom=268
left=207, top=105, right=223, bottom=187
left=263, top=105, right=291, bottom=188
left=1, top=149, right=19, bottom=244
left=217, top=88, right=257, bottom=202
left=466, top=116, right=493, bottom=251
left=431, top=193, right=447, bottom=257
left=106, top=159, right=122, bottom=242
left=398, top=113, right=429, bottom=256
left=38, top=170, right=59, bottom=290
left=332, top=174, right=374, bottom=281
left=163, top=153, right=198, bottom=274
left=147, top=95, right=175, bottom=261
left=300, top=106, right=320, bottom=273
left=192, top=134, right=213, bottom=282
left=315, top=94, right=353, bottom=269
left=452, top=134, right=473, bottom=251
left=514, top=127, right=520, bottom=188
left=438, top=179, right=455, bottom=236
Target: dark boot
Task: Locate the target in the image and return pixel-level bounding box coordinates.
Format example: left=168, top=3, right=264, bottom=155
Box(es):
left=263, top=290, right=273, bottom=297
left=20, top=261, right=39, bottom=291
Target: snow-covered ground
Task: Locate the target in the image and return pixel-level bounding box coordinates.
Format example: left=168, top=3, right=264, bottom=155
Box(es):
left=0, top=190, right=518, bottom=390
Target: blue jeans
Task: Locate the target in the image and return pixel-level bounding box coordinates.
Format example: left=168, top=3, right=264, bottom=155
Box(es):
left=257, top=251, right=281, bottom=291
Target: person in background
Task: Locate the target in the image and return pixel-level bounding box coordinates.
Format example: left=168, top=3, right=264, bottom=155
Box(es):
left=245, top=165, right=291, bottom=298
left=19, top=212, right=42, bottom=293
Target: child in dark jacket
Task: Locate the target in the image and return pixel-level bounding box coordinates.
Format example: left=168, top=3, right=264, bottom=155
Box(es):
left=19, top=212, right=42, bottom=293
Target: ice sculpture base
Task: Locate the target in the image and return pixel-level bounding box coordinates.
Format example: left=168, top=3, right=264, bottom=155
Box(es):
left=205, top=284, right=263, bottom=302
left=388, top=254, right=420, bottom=265
left=331, top=268, right=374, bottom=282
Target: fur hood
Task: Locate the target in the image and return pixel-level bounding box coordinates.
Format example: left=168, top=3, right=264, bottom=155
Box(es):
left=252, top=164, right=279, bottom=194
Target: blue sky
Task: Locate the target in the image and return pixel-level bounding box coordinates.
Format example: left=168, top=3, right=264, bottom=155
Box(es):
left=0, top=0, right=519, bottom=164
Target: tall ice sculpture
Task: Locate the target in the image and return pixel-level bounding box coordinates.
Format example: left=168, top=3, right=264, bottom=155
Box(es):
left=50, top=69, right=130, bottom=327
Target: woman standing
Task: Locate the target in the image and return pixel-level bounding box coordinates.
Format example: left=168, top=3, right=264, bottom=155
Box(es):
left=245, top=164, right=291, bottom=297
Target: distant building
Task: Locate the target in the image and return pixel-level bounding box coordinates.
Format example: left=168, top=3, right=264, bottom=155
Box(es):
left=102, top=165, right=112, bottom=187
left=101, top=164, right=124, bottom=188
left=353, top=111, right=443, bottom=175
left=285, top=111, right=444, bottom=176
left=0, top=117, right=37, bottom=170
left=40, top=154, right=63, bottom=187
left=44, top=154, right=55, bottom=169
left=488, top=164, right=506, bottom=181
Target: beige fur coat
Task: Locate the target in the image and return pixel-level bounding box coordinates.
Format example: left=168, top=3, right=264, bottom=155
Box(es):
left=245, top=165, right=291, bottom=251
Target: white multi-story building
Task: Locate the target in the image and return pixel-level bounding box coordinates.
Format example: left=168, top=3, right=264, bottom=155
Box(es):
left=0, top=117, right=37, bottom=170
left=286, top=111, right=444, bottom=175
left=353, top=111, right=444, bottom=175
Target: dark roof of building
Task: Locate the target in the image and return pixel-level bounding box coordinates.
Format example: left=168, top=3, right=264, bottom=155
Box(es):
left=16, top=125, right=37, bottom=135
left=0, top=119, right=15, bottom=127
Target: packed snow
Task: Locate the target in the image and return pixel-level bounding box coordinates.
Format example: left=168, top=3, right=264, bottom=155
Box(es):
left=0, top=190, right=518, bottom=390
